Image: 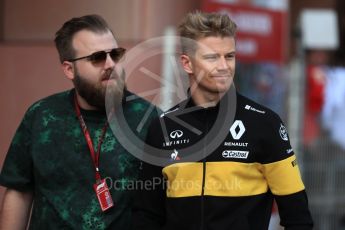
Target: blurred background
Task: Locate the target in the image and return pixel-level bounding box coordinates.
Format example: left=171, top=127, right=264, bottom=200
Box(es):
left=0, top=0, right=344, bottom=229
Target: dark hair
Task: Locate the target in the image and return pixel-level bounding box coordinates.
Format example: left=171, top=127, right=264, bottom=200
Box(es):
left=54, top=14, right=112, bottom=63
left=178, top=11, right=237, bottom=55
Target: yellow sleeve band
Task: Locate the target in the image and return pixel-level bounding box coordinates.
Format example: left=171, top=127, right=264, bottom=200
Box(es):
left=262, top=155, right=305, bottom=195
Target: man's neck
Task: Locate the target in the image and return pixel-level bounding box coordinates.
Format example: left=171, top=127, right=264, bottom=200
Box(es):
left=190, top=88, right=224, bottom=108
left=75, top=93, right=99, bottom=110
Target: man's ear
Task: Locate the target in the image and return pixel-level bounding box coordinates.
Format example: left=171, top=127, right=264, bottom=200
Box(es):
left=62, top=61, right=75, bottom=80
left=180, top=54, right=193, bottom=74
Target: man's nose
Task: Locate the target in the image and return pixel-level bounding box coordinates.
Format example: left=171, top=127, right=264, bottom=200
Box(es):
left=217, top=56, right=228, bottom=70
left=104, top=53, right=116, bottom=69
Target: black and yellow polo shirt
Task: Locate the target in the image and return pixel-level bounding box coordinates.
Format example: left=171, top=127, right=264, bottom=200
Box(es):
left=134, top=92, right=313, bottom=230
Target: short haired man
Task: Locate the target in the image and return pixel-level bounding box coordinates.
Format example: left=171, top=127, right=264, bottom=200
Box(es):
left=133, top=11, right=313, bottom=230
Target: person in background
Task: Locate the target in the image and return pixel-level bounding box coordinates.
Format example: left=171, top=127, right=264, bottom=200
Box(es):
left=0, top=14, right=158, bottom=229
left=133, top=11, right=313, bottom=230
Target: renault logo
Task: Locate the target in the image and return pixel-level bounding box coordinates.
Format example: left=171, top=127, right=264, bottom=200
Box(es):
left=229, top=120, right=245, bottom=140
left=170, top=130, right=183, bottom=139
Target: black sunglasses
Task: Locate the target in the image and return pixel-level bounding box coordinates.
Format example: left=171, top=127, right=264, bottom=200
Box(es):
left=67, top=47, right=126, bottom=64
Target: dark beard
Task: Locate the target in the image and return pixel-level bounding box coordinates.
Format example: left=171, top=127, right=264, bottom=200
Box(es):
left=73, top=68, right=125, bottom=110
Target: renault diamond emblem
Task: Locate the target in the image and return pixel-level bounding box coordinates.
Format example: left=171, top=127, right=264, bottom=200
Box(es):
left=229, top=120, right=245, bottom=140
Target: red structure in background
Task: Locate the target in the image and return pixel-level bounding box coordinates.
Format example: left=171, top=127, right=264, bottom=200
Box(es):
left=202, top=0, right=288, bottom=64
left=303, top=65, right=326, bottom=146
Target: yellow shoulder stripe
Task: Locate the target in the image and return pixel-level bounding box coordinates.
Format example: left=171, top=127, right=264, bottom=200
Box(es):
left=162, top=155, right=305, bottom=198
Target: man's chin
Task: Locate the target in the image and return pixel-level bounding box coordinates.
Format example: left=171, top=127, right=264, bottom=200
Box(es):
left=105, top=84, right=124, bottom=108
left=214, top=82, right=232, bottom=93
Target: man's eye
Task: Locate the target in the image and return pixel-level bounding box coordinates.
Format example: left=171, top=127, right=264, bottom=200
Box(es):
left=225, top=54, right=235, bottom=60
left=204, top=56, right=217, bottom=60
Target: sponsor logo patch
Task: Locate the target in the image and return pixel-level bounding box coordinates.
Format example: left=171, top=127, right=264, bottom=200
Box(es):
left=279, top=124, right=289, bottom=141
left=163, top=139, right=190, bottom=147
left=163, top=130, right=190, bottom=147
left=170, top=149, right=180, bottom=161
left=286, top=148, right=293, bottom=154
left=170, top=130, right=183, bottom=139
left=222, top=150, right=249, bottom=159
left=245, top=105, right=266, bottom=114
left=291, top=159, right=297, bottom=167
left=224, top=142, right=248, bottom=147
left=230, top=120, right=246, bottom=140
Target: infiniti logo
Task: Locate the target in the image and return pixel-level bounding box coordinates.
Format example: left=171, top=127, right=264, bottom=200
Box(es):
left=170, top=130, right=183, bottom=139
